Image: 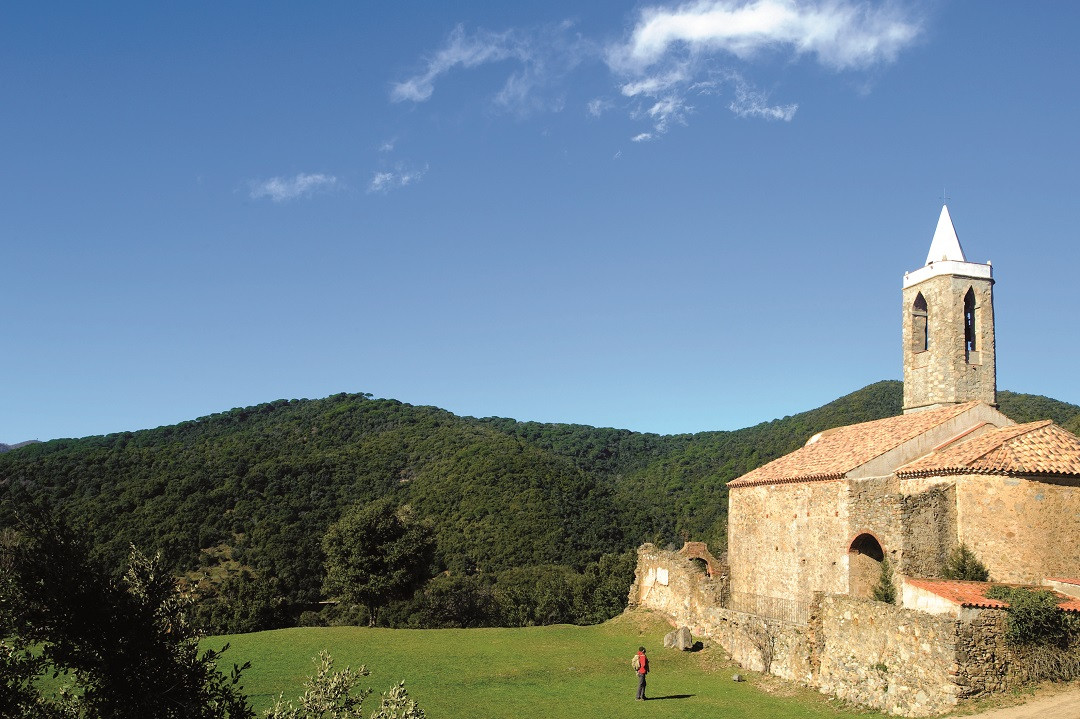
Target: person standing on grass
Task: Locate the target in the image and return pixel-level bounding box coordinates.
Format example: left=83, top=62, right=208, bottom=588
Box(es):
left=633, top=646, right=649, bottom=700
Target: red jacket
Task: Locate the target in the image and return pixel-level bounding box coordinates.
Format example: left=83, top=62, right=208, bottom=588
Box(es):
left=637, top=651, right=648, bottom=674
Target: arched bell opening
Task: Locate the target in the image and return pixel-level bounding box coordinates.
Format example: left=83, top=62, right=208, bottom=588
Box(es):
left=911, top=292, right=928, bottom=353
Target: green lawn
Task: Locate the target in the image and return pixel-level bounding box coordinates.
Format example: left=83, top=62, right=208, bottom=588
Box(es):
left=207, top=611, right=885, bottom=719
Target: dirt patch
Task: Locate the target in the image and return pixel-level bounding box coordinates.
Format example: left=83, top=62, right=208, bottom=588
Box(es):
left=950, top=682, right=1075, bottom=716
left=948, top=681, right=1080, bottom=718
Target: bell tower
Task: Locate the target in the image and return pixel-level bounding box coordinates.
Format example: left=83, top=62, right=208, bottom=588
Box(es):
left=902, top=206, right=996, bottom=413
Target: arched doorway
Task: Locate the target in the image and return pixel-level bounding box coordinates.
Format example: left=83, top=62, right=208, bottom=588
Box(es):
left=848, top=533, right=884, bottom=599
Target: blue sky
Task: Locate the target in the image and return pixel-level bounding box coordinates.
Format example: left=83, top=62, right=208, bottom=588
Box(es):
left=3, top=1, right=1079, bottom=442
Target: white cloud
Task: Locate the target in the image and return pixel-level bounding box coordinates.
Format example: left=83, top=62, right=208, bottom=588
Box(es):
left=378, top=139, right=396, bottom=153
left=631, top=132, right=654, bottom=142
left=249, top=173, right=338, bottom=202
left=368, top=164, right=428, bottom=193
left=605, top=0, right=919, bottom=136
left=609, top=0, right=920, bottom=74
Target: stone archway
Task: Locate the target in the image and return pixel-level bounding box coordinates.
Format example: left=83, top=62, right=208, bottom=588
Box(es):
left=848, top=532, right=884, bottom=599
left=678, top=541, right=723, bottom=578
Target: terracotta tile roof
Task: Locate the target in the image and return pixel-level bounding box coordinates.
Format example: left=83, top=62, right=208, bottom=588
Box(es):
left=906, top=578, right=1080, bottom=612
left=897, top=420, right=1080, bottom=478
left=906, top=578, right=1009, bottom=608
left=728, top=402, right=981, bottom=488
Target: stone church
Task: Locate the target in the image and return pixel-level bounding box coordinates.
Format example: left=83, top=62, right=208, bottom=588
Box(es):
left=726, top=206, right=1080, bottom=608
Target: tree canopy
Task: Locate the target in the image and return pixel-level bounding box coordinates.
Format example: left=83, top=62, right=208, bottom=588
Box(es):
left=322, top=499, right=434, bottom=626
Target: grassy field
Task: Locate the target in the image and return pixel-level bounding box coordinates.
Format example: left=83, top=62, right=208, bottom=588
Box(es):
left=207, top=610, right=885, bottom=719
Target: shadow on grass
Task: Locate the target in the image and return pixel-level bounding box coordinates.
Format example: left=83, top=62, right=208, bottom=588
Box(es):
left=646, top=695, right=693, bottom=700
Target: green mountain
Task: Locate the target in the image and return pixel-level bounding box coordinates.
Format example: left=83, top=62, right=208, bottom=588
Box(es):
left=2, top=381, right=1076, bottom=618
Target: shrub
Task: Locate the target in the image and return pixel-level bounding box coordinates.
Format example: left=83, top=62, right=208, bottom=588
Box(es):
left=265, top=651, right=424, bottom=719
left=871, top=557, right=897, bottom=604
left=943, top=543, right=990, bottom=582
left=985, top=586, right=1080, bottom=647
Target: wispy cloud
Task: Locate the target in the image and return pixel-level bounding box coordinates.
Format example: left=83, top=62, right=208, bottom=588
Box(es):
left=368, top=165, right=428, bottom=194
left=249, top=173, right=338, bottom=202
left=587, top=98, right=612, bottom=117
left=391, top=22, right=592, bottom=115
left=390, top=1, right=921, bottom=141
left=730, top=80, right=797, bottom=120
left=391, top=25, right=521, bottom=103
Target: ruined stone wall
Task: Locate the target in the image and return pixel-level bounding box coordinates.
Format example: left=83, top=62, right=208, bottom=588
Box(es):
left=631, top=545, right=1073, bottom=716
left=900, top=479, right=957, bottom=579
left=630, top=543, right=724, bottom=632
left=903, top=273, right=995, bottom=412
left=706, top=606, right=815, bottom=684
left=631, top=545, right=814, bottom=683
left=954, top=474, right=1080, bottom=583
left=727, top=480, right=850, bottom=604
left=814, top=595, right=960, bottom=717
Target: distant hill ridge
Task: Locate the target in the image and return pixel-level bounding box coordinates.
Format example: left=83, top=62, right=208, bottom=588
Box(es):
left=0, top=440, right=39, bottom=453
left=1, top=381, right=1076, bottom=611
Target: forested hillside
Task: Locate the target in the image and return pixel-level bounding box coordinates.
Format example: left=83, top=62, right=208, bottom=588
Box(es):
left=1, top=381, right=1076, bottom=629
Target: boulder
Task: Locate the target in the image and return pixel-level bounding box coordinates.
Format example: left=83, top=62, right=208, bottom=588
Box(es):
left=663, top=630, right=676, bottom=648
left=674, top=626, right=693, bottom=651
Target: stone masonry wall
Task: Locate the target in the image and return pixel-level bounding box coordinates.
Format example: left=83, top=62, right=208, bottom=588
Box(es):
left=814, top=594, right=959, bottom=717
left=954, top=609, right=1011, bottom=697
left=729, top=476, right=909, bottom=605
left=900, top=479, right=957, bottom=579
left=955, top=474, right=1080, bottom=583
left=727, top=480, right=850, bottom=604
left=845, top=475, right=904, bottom=595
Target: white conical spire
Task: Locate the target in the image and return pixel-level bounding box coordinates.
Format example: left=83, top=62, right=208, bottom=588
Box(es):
left=925, top=204, right=965, bottom=264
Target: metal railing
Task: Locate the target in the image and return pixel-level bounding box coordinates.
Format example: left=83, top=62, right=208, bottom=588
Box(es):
left=717, top=586, right=811, bottom=626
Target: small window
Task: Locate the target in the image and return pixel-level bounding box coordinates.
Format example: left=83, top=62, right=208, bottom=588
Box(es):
left=911, top=293, right=928, bottom=353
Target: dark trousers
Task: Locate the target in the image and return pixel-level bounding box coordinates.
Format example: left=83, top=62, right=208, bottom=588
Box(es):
left=636, top=672, right=647, bottom=700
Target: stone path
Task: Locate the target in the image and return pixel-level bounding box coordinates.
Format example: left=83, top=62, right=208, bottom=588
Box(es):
left=959, top=688, right=1080, bottom=719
